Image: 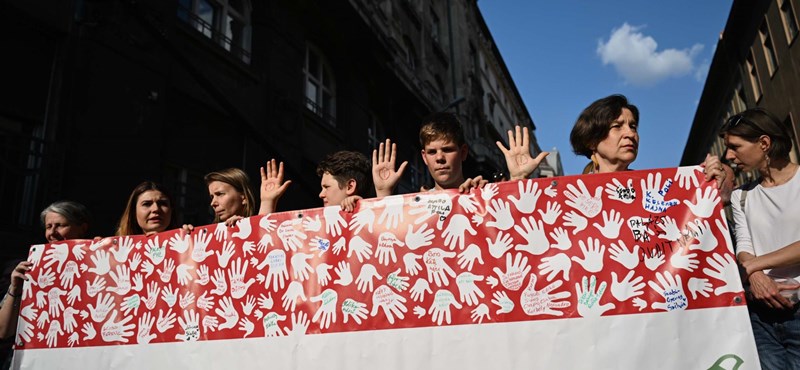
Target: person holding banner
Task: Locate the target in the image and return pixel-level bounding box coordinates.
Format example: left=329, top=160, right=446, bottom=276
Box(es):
left=116, top=181, right=176, bottom=236
left=205, top=168, right=257, bottom=225
left=570, top=94, right=640, bottom=174
left=418, top=112, right=489, bottom=192
left=317, top=151, right=373, bottom=209
left=1, top=201, right=91, bottom=367
left=719, top=108, right=800, bottom=369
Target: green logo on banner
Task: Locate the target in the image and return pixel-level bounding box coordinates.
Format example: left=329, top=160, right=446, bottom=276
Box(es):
left=707, top=354, right=744, bottom=370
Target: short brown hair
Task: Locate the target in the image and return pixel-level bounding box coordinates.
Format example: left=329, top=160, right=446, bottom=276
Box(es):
left=116, top=181, right=175, bottom=236
left=204, top=168, right=257, bottom=222
left=316, top=151, right=373, bottom=197
left=419, top=112, right=466, bottom=147
left=570, top=94, right=639, bottom=159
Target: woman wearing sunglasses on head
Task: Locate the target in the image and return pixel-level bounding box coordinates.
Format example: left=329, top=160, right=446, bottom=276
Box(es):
left=716, top=108, right=800, bottom=370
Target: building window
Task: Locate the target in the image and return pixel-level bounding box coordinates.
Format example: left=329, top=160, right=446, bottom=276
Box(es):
left=781, top=0, right=799, bottom=43
left=759, top=21, right=779, bottom=75
left=403, top=36, right=417, bottom=70
left=746, top=52, right=762, bottom=101
left=304, top=45, right=336, bottom=126
left=177, top=0, right=252, bottom=63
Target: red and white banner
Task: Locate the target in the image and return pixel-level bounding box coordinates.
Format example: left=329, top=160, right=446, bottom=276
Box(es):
left=12, top=167, right=758, bottom=369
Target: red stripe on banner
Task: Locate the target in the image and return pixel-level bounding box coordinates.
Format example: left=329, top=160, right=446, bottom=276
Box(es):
left=14, top=167, right=744, bottom=350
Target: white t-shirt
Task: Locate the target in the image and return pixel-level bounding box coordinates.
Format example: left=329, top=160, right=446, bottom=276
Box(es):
left=731, top=168, right=800, bottom=279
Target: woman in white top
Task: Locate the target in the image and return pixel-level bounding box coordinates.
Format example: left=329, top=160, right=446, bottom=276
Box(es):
left=722, top=108, right=800, bottom=370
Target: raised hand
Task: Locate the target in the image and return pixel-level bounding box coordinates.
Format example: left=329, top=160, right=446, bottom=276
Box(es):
left=492, top=252, right=531, bottom=291
left=443, top=214, right=477, bottom=250
left=405, top=224, right=434, bottom=251
left=496, top=125, right=549, bottom=180
left=538, top=253, right=571, bottom=282
left=571, top=237, right=605, bottom=273
left=640, top=172, right=679, bottom=213
left=703, top=253, right=740, bottom=295
left=592, top=209, right=623, bottom=239
left=423, top=248, right=457, bottom=287
left=520, top=274, right=571, bottom=316
left=575, top=275, right=615, bottom=317
left=564, top=179, right=603, bottom=218
left=341, top=298, right=369, bottom=325
left=485, top=199, right=514, bottom=231
left=281, top=281, right=307, bottom=311
left=608, top=241, right=639, bottom=270
left=259, top=159, right=292, bottom=215
left=373, top=139, right=408, bottom=197
left=605, top=178, right=636, bottom=204
left=428, top=289, right=462, bottom=325
left=537, top=201, right=562, bottom=225
left=457, top=243, right=484, bottom=271
left=355, top=264, right=383, bottom=293
left=370, top=285, right=407, bottom=324
left=310, top=289, right=338, bottom=329
left=456, top=272, right=485, bottom=306
left=487, top=231, right=514, bottom=259
left=610, top=271, right=644, bottom=302
left=514, top=216, right=549, bottom=255
left=648, top=271, right=688, bottom=311
left=509, top=179, right=542, bottom=214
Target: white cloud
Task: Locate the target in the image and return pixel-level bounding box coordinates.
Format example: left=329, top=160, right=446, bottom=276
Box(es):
left=597, top=23, right=703, bottom=87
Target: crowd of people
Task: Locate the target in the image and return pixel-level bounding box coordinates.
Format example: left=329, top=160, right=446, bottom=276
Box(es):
left=0, top=94, right=797, bottom=369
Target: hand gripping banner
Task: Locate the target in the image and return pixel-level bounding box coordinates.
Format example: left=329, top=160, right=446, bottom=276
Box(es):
left=12, top=167, right=759, bottom=369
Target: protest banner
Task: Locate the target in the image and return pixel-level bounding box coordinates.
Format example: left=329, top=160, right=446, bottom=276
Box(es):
left=12, top=167, right=758, bottom=369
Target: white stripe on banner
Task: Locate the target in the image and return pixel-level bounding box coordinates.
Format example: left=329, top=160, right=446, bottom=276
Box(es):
left=14, top=306, right=757, bottom=369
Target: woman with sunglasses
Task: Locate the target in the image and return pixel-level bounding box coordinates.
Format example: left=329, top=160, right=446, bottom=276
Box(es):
left=717, top=108, right=800, bottom=369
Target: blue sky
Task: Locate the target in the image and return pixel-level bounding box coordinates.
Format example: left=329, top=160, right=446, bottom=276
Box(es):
left=477, top=1, right=732, bottom=174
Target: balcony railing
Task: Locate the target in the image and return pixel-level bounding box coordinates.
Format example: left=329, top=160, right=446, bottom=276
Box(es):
left=177, top=4, right=252, bottom=64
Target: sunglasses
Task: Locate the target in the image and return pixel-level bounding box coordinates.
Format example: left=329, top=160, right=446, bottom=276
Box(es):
left=722, top=114, right=760, bottom=132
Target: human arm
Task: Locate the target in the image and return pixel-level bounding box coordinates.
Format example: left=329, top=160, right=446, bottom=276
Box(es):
left=741, top=241, right=800, bottom=276
left=258, top=159, right=292, bottom=215
left=495, top=125, right=549, bottom=180
left=738, top=252, right=797, bottom=309
left=373, top=139, right=408, bottom=198
left=341, top=195, right=363, bottom=213
left=0, top=261, right=31, bottom=339
left=457, top=176, right=488, bottom=194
